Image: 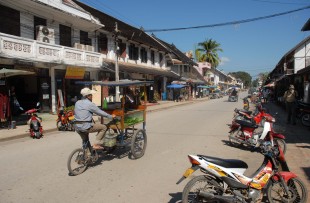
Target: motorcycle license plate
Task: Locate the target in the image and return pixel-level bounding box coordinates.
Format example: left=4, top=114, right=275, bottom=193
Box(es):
left=183, top=168, right=195, bottom=178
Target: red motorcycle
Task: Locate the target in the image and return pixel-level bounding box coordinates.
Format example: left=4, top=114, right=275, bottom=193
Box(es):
left=25, top=102, right=43, bottom=139
left=228, top=113, right=287, bottom=154
left=234, top=102, right=269, bottom=127
left=56, top=109, right=75, bottom=131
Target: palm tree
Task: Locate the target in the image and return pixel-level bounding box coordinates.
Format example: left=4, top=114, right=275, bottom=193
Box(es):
left=196, top=39, right=223, bottom=68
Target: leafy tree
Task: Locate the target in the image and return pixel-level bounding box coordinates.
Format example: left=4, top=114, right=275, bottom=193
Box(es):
left=229, top=71, right=252, bottom=88
left=196, top=38, right=223, bottom=68
left=252, top=78, right=259, bottom=87
left=258, top=72, right=270, bottom=84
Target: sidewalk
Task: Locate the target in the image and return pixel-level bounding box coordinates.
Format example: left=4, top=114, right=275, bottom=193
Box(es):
left=0, top=97, right=209, bottom=142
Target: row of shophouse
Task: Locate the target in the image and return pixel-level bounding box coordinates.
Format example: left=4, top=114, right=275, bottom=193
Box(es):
left=265, top=19, right=310, bottom=104
left=0, top=0, right=239, bottom=114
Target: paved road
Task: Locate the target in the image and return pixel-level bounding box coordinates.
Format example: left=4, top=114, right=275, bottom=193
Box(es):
left=0, top=95, right=307, bottom=203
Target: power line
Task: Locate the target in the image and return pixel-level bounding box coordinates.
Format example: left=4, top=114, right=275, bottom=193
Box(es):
left=245, top=0, right=309, bottom=5
left=145, top=5, right=310, bottom=33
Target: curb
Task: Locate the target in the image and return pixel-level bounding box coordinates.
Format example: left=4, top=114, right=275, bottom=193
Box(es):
left=0, top=98, right=208, bottom=142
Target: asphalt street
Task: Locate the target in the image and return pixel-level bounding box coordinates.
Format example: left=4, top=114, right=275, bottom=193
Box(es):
left=0, top=94, right=309, bottom=203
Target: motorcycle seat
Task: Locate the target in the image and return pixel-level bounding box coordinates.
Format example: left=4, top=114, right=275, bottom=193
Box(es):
left=198, top=155, right=248, bottom=169
left=238, top=109, right=252, bottom=115
left=235, top=119, right=258, bottom=128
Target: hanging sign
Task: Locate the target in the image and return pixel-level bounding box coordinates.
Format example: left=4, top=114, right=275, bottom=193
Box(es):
left=65, top=67, right=85, bottom=79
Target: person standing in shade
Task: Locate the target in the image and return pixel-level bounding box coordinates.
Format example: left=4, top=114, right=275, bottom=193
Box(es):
left=283, top=85, right=298, bottom=125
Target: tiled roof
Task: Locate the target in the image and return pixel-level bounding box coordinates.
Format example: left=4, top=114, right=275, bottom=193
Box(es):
left=73, top=0, right=169, bottom=53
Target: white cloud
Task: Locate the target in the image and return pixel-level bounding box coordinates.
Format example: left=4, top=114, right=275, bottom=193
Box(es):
left=219, top=57, right=230, bottom=66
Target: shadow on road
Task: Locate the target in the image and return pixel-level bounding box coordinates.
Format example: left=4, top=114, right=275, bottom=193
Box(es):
left=168, top=192, right=182, bottom=203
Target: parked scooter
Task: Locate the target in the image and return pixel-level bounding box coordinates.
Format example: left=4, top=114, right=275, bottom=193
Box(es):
left=56, top=109, right=75, bottom=131
left=228, top=113, right=287, bottom=154
left=178, top=142, right=308, bottom=203
left=243, top=96, right=250, bottom=110
left=234, top=102, right=269, bottom=127
left=297, top=100, right=310, bottom=127
left=25, top=102, right=43, bottom=139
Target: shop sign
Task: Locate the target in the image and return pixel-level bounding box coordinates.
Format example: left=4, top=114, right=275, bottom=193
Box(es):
left=65, top=67, right=85, bottom=79
left=43, top=94, right=49, bottom=99
left=41, top=82, right=50, bottom=89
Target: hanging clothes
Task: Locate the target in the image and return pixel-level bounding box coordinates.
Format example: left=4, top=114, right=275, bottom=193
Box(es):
left=0, top=90, right=10, bottom=121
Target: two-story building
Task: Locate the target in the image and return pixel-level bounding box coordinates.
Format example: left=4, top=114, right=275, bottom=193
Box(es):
left=0, top=0, right=203, bottom=114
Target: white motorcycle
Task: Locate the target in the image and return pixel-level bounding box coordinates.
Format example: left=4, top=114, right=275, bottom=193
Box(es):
left=177, top=143, right=308, bottom=203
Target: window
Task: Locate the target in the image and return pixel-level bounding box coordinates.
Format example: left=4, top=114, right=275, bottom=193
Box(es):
left=119, top=42, right=127, bottom=58
left=140, top=47, right=147, bottom=63
left=0, top=5, right=20, bottom=36
left=59, top=24, right=71, bottom=47
left=151, top=50, right=155, bottom=65
left=80, top=30, right=91, bottom=46
left=98, top=33, right=108, bottom=54
left=34, top=16, right=46, bottom=40
left=159, top=53, right=163, bottom=63
left=129, top=44, right=138, bottom=60
left=184, top=65, right=188, bottom=73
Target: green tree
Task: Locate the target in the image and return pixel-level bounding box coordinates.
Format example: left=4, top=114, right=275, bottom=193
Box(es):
left=229, top=71, right=252, bottom=88
left=258, top=72, right=270, bottom=84
left=196, top=38, right=223, bottom=68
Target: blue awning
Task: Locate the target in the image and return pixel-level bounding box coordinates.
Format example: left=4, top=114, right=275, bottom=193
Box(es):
left=167, top=84, right=186, bottom=89
left=197, top=85, right=209, bottom=88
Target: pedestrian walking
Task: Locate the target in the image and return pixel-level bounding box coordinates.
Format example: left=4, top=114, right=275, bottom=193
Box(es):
left=283, top=85, right=298, bottom=125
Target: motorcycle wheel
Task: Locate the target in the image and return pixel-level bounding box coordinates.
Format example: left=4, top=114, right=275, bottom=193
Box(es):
left=267, top=177, right=308, bottom=203
left=67, top=148, right=88, bottom=176
left=274, top=138, right=287, bottom=154
left=301, top=114, right=310, bottom=127
left=56, top=121, right=65, bottom=131
left=182, top=175, right=223, bottom=203
left=229, top=130, right=242, bottom=146
left=130, top=129, right=147, bottom=159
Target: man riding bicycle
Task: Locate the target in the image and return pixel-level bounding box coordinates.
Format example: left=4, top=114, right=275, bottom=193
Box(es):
left=74, top=87, right=116, bottom=151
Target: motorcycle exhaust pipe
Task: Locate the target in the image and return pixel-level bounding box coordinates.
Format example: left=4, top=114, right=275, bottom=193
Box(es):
left=198, top=191, right=235, bottom=203
left=228, top=135, right=247, bottom=145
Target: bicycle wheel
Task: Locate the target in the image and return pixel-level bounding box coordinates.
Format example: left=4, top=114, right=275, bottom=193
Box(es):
left=182, top=175, right=223, bottom=203
left=267, top=177, right=308, bottom=203
left=301, top=114, right=310, bottom=127
left=67, top=148, right=88, bottom=176
left=130, top=129, right=147, bottom=159
left=274, top=138, right=287, bottom=154
left=56, top=121, right=65, bottom=131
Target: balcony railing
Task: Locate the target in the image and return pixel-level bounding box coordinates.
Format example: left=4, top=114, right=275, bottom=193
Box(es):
left=0, top=33, right=103, bottom=68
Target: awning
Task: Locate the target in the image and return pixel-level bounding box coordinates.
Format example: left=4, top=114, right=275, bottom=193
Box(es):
left=104, top=61, right=179, bottom=78
left=167, top=84, right=186, bottom=89
left=197, top=85, right=210, bottom=88
left=264, top=82, right=275, bottom=87
left=76, top=79, right=153, bottom=87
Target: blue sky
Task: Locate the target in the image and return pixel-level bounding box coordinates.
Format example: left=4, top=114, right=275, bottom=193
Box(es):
left=80, top=0, right=310, bottom=79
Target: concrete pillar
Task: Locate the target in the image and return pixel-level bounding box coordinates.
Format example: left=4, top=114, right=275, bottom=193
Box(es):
left=50, top=66, right=56, bottom=114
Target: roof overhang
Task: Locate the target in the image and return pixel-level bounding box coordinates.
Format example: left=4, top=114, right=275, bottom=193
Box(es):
left=103, top=61, right=180, bottom=78
left=3, top=0, right=104, bottom=31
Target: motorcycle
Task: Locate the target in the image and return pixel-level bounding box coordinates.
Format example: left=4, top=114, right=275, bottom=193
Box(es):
left=297, top=100, right=310, bottom=127
left=25, top=102, right=43, bottom=139
left=56, top=109, right=75, bottom=131
left=234, top=102, right=269, bottom=127
left=177, top=142, right=308, bottom=203
left=228, top=94, right=238, bottom=102
left=228, top=113, right=287, bottom=154
left=243, top=96, right=250, bottom=110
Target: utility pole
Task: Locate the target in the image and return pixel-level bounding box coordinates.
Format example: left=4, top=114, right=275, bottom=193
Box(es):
left=114, top=22, right=120, bottom=101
